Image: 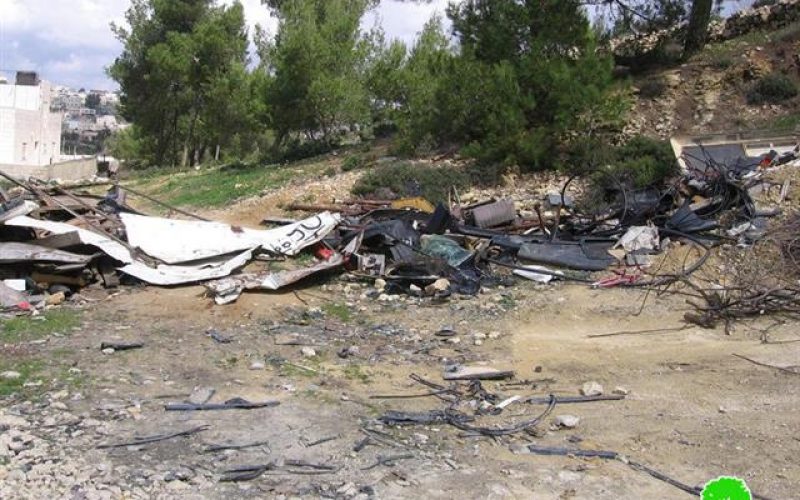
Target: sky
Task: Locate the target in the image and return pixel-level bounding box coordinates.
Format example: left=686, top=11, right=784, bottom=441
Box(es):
left=0, top=0, right=453, bottom=91
left=0, top=0, right=757, bottom=92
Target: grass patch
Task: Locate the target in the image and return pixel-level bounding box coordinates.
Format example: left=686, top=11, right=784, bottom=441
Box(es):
left=698, top=25, right=800, bottom=68
left=323, top=302, right=352, bottom=323
left=294, top=252, right=316, bottom=267
left=499, top=294, right=517, bottom=310
left=137, top=164, right=301, bottom=207
left=770, top=113, right=800, bottom=130
left=214, top=355, right=239, bottom=369
left=696, top=30, right=772, bottom=64
left=0, top=360, right=44, bottom=397
left=124, top=153, right=336, bottom=209
left=745, top=112, right=800, bottom=132
left=1, top=310, right=82, bottom=343
left=343, top=364, right=371, bottom=384
left=280, top=362, right=320, bottom=378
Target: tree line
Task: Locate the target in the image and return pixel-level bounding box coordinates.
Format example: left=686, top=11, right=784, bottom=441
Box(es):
left=109, top=0, right=724, bottom=170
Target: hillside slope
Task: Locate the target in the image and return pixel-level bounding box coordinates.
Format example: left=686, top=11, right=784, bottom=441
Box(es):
left=625, top=24, right=800, bottom=140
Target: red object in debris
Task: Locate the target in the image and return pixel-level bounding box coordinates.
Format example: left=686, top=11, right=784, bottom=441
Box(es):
left=16, top=301, right=31, bottom=311
left=593, top=271, right=642, bottom=288
left=315, top=246, right=334, bottom=260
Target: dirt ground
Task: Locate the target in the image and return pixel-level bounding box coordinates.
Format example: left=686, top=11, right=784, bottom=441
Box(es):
left=2, top=179, right=800, bottom=499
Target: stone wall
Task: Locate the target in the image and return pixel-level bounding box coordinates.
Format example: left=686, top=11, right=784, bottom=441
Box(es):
left=712, top=0, right=800, bottom=41
left=0, top=156, right=97, bottom=182
left=612, top=0, right=800, bottom=59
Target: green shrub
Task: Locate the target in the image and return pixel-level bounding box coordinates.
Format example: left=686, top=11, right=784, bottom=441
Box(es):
left=746, top=73, right=799, bottom=105
left=341, top=155, right=365, bottom=172
left=394, top=3, right=623, bottom=173
left=607, top=136, right=678, bottom=189
left=352, top=162, right=468, bottom=203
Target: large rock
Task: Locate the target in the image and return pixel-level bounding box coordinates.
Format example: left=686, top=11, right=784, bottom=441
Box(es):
left=580, top=381, right=604, bottom=397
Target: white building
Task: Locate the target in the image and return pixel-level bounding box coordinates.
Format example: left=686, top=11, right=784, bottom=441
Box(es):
left=0, top=72, right=63, bottom=167
left=96, top=115, right=119, bottom=130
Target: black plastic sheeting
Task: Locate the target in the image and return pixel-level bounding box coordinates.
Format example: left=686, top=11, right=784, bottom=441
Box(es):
left=518, top=240, right=616, bottom=271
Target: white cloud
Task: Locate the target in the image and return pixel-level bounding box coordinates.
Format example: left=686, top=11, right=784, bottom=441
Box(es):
left=369, top=0, right=453, bottom=44
left=0, top=0, right=450, bottom=90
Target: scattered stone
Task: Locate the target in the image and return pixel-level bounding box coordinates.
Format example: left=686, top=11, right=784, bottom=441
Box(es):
left=612, top=386, right=629, bottom=396
left=301, top=347, right=317, bottom=358
left=580, top=381, right=604, bottom=397
left=336, top=482, right=359, bottom=498
left=413, top=433, right=429, bottom=445
left=1, top=371, right=21, bottom=380
left=425, top=278, right=450, bottom=295
left=50, top=390, right=68, bottom=400
left=554, top=415, right=581, bottom=429
left=374, top=279, right=387, bottom=291
left=187, top=387, right=215, bottom=405
left=101, top=348, right=115, bottom=355
left=249, top=361, right=265, bottom=371
left=46, top=292, right=66, bottom=306
left=337, top=346, right=359, bottom=359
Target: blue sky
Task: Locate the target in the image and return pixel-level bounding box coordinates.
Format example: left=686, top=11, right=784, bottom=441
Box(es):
left=0, top=0, right=756, bottom=91
left=0, top=0, right=453, bottom=90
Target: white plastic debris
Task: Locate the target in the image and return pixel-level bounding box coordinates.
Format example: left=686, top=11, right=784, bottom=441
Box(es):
left=616, top=225, right=659, bottom=253
left=512, top=265, right=564, bottom=284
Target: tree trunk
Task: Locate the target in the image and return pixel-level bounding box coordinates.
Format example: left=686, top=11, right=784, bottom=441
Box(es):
left=684, top=0, right=713, bottom=56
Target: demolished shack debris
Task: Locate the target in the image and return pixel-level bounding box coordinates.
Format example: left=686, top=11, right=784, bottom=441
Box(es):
left=1, top=131, right=799, bottom=313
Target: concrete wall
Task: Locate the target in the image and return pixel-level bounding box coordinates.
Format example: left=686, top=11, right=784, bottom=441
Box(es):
left=0, top=80, right=63, bottom=166
left=0, top=156, right=97, bottom=182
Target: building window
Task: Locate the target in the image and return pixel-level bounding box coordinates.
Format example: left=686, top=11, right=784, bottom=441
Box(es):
left=22, top=143, right=27, bottom=161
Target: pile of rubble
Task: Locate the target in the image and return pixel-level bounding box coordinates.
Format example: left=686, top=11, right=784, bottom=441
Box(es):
left=1, top=138, right=799, bottom=318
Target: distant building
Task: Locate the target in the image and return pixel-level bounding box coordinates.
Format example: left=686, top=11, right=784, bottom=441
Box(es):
left=0, top=71, right=62, bottom=167
left=52, top=92, right=85, bottom=111
left=95, top=115, right=118, bottom=130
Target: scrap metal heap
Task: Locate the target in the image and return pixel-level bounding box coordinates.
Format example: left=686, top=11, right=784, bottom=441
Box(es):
left=0, top=140, right=798, bottom=322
